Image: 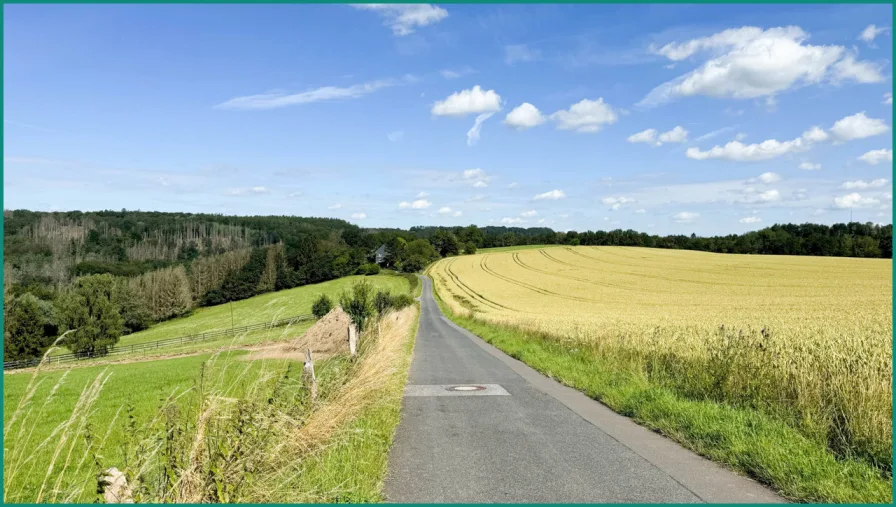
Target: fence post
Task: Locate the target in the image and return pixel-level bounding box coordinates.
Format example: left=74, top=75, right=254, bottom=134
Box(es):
left=303, top=348, right=318, bottom=402
left=348, top=324, right=358, bottom=356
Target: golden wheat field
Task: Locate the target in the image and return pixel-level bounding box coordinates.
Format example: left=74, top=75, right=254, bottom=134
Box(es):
left=430, top=246, right=893, bottom=466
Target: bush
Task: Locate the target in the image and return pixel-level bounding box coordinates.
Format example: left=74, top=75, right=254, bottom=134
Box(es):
left=339, top=280, right=374, bottom=331
left=358, top=263, right=380, bottom=276
left=401, top=255, right=427, bottom=273
left=465, top=241, right=477, bottom=255
left=373, top=290, right=415, bottom=319
left=312, top=294, right=334, bottom=318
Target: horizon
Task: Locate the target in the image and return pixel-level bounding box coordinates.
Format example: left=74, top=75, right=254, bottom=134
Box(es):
left=4, top=3, right=894, bottom=235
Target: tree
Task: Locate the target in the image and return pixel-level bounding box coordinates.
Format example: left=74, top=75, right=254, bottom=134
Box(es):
left=384, top=236, right=407, bottom=268
left=405, top=239, right=438, bottom=264
left=114, top=280, right=152, bottom=334
left=3, top=294, right=50, bottom=361
left=431, top=229, right=461, bottom=257
left=312, top=294, right=333, bottom=318
left=58, top=274, right=124, bottom=357
left=339, top=280, right=374, bottom=332
left=465, top=241, right=477, bottom=254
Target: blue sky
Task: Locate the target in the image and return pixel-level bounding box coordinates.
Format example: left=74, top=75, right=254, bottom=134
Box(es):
left=4, top=3, right=893, bottom=235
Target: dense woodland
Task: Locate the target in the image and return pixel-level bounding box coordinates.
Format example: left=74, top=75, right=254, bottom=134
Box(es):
left=3, top=209, right=892, bottom=361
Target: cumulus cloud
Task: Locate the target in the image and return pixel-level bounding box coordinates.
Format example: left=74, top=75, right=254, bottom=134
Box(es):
left=533, top=189, right=566, bottom=200
left=641, top=26, right=879, bottom=107
left=520, top=210, right=538, bottom=217
left=859, top=24, right=889, bottom=43
left=628, top=126, right=689, bottom=146
left=466, top=112, right=495, bottom=147
left=351, top=4, right=448, bottom=36
left=834, top=193, right=879, bottom=208
left=832, top=54, right=884, bottom=83
left=351, top=212, right=367, bottom=219
left=432, top=85, right=502, bottom=117
left=504, top=103, right=546, bottom=130
left=628, top=129, right=659, bottom=145
left=601, top=196, right=636, bottom=210
left=799, top=162, right=821, bottom=171
left=501, top=217, right=524, bottom=224
left=739, top=216, right=762, bottom=224
left=438, top=206, right=462, bottom=217
left=858, top=149, right=893, bottom=165
left=757, top=172, right=782, bottom=183
left=842, top=179, right=888, bottom=190
left=884, top=93, right=893, bottom=105
left=659, top=126, right=689, bottom=143
left=398, top=199, right=432, bottom=209
left=550, top=98, right=618, bottom=133
left=673, top=211, right=700, bottom=223
left=830, top=112, right=889, bottom=142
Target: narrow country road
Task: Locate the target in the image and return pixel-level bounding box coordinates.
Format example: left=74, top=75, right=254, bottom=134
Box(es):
left=383, top=276, right=784, bottom=503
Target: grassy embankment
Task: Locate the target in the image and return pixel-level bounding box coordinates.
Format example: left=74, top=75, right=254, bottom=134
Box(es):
left=38, top=274, right=409, bottom=362
left=4, top=278, right=418, bottom=503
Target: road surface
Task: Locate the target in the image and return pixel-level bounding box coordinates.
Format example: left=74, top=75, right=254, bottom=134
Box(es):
left=384, top=276, right=783, bottom=503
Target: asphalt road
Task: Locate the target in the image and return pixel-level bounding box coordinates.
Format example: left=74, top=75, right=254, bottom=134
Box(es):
left=383, top=275, right=784, bottom=503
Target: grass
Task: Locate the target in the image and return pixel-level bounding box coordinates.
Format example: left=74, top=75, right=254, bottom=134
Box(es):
left=91, top=274, right=409, bottom=351
left=4, top=285, right=421, bottom=503
left=479, top=244, right=552, bottom=253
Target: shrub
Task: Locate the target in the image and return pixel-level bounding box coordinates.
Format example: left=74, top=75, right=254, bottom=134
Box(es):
left=312, top=294, right=334, bottom=319
left=465, top=241, right=477, bottom=255
left=339, top=280, right=374, bottom=331
left=358, top=263, right=380, bottom=276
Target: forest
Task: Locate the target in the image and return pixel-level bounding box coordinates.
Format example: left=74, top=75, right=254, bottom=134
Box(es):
left=4, top=209, right=892, bottom=361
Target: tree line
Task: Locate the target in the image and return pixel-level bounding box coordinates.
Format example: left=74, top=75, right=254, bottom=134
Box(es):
left=4, top=209, right=891, bottom=362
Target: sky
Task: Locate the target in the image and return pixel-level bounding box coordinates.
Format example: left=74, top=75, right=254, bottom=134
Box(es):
left=3, top=3, right=894, bottom=236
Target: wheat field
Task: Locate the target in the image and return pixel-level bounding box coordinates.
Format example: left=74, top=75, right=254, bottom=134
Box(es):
left=430, top=246, right=892, bottom=469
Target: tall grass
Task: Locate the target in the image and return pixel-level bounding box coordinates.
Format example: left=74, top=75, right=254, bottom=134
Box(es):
left=3, top=304, right=419, bottom=503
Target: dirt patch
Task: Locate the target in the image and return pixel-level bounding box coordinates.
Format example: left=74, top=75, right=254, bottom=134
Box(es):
left=241, top=307, right=352, bottom=362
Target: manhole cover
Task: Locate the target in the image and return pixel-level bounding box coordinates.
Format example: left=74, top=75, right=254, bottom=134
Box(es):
left=446, top=385, right=486, bottom=392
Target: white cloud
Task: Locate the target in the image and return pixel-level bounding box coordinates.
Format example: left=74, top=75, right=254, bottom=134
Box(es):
left=432, top=85, right=502, bottom=117
left=842, top=179, right=888, bottom=190
left=533, top=189, right=566, bottom=200
left=387, top=130, right=404, bottom=142
left=462, top=168, right=491, bottom=187
left=501, top=217, right=524, bottom=224
left=830, top=112, right=889, bottom=142
left=508, top=182, right=519, bottom=189
left=687, top=138, right=808, bottom=162
left=328, top=203, right=343, bottom=210
left=858, top=149, right=893, bottom=165
left=466, top=112, right=495, bottom=147
left=504, top=103, right=546, bottom=130
left=757, top=172, right=781, bottom=183
left=601, top=196, right=636, bottom=210
left=550, top=98, right=618, bottom=133
left=834, top=193, right=879, bottom=208
left=520, top=210, right=538, bottom=217
left=452, top=210, right=462, bottom=217
left=859, top=24, right=889, bottom=43
left=352, top=4, right=448, bottom=36
left=673, top=211, right=700, bottom=223
left=504, top=44, right=541, bottom=65
left=438, top=206, right=455, bottom=215
left=398, top=199, right=432, bottom=209
left=758, top=189, right=781, bottom=202
left=832, top=54, right=884, bottom=83
left=641, top=26, right=878, bottom=107
left=228, top=186, right=270, bottom=196
left=801, top=126, right=829, bottom=143
left=440, top=67, right=474, bottom=79
left=351, top=212, right=367, bottom=220
left=694, top=126, right=736, bottom=142
left=627, top=129, right=658, bottom=145
left=884, top=93, right=893, bottom=105
left=415, top=191, right=430, bottom=198
left=635, top=208, right=646, bottom=214
left=799, top=162, right=821, bottom=171
left=659, top=126, right=689, bottom=143
left=216, top=78, right=405, bottom=110
left=739, top=216, right=762, bottom=224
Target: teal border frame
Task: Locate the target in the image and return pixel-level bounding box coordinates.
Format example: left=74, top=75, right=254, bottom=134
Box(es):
left=0, top=1, right=893, bottom=504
